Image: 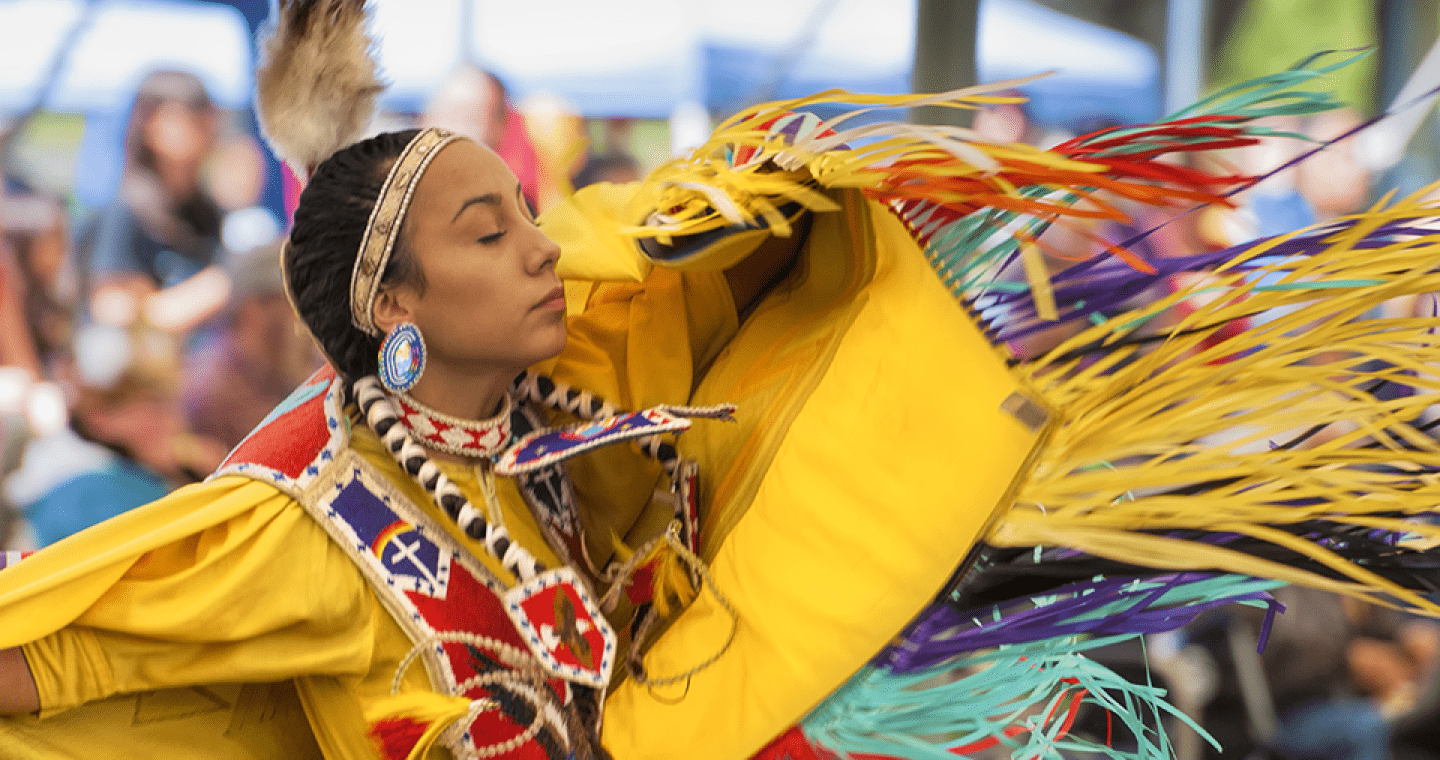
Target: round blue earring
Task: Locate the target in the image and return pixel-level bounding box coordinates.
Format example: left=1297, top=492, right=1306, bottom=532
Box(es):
left=378, top=322, right=426, bottom=394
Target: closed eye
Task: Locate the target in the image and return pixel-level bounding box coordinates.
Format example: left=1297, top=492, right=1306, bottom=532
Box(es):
left=479, top=230, right=507, bottom=245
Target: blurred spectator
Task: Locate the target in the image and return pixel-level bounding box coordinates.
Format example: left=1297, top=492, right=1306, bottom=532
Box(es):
left=2, top=179, right=74, bottom=370
left=519, top=92, right=587, bottom=209
left=0, top=180, right=43, bottom=549
left=1263, top=589, right=1390, bottom=760
left=182, top=240, right=322, bottom=451
left=973, top=99, right=1032, bottom=145
left=0, top=181, right=40, bottom=378
left=973, top=95, right=1079, bottom=150
left=73, top=69, right=227, bottom=323
left=1392, top=639, right=1440, bottom=760
left=1296, top=108, right=1372, bottom=222
left=572, top=151, right=642, bottom=190
left=1344, top=599, right=1440, bottom=719
left=4, top=322, right=226, bottom=547
left=1181, top=586, right=1440, bottom=760
left=1206, top=115, right=1318, bottom=244
left=424, top=65, right=544, bottom=210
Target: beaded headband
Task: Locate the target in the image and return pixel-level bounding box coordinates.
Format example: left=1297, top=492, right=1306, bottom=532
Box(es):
left=350, top=127, right=463, bottom=336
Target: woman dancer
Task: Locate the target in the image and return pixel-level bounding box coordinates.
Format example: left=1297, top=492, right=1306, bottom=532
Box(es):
left=0, top=5, right=795, bottom=758
left=7, top=4, right=1440, bottom=760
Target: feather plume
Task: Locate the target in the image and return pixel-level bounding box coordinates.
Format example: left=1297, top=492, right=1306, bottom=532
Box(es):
left=255, top=0, right=383, bottom=177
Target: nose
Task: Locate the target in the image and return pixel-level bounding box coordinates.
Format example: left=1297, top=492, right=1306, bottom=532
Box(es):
left=527, top=225, right=562, bottom=275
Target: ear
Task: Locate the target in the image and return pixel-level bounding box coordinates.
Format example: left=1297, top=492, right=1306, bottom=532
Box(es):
left=371, top=287, right=413, bottom=336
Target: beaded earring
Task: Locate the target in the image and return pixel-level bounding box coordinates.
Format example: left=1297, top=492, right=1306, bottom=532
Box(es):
left=378, top=322, right=426, bottom=393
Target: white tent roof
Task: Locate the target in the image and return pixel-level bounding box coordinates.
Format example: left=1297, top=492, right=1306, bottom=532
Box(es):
left=0, top=0, right=1156, bottom=125
left=0, top=0, right=251, bottom=113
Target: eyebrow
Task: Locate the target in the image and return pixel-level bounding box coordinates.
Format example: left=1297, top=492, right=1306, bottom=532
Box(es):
left=452, top=192, right=502, bottom=223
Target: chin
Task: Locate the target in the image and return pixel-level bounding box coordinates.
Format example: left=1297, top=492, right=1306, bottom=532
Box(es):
left=525, top=324, right=569, bottom=365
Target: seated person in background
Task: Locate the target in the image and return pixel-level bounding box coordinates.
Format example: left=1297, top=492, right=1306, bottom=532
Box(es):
left=1, top=179, right=72, bottom=372
left=182, top=240, right=323, bottom=450
left=5, top=322, right=226, bottom=547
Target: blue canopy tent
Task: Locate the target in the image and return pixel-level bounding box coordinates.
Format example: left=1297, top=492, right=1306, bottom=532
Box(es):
left=700, top=0, right=916, bottom=119
left=0, top=0, right=252, bottom=114
left=371, top=0, right=704, bottom=119
left=0, top=0, right=1164, bottom=128
left=701, top=0, right=1160, bottom=130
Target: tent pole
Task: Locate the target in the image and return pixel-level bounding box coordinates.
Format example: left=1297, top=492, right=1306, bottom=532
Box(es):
left=1164, top=0, right=1206, bottom=115
left=911, top=0, right=979, bottom=126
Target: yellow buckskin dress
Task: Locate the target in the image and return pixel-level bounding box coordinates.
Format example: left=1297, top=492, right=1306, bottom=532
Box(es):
left=9, top=66, right=1440, bottom=760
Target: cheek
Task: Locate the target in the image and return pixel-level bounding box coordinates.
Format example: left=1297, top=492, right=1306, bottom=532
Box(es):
left=416, top=281, right=515, bottom=343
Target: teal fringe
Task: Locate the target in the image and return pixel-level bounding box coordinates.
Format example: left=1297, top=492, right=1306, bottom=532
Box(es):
left=798, top=576, right=1284, bottom=760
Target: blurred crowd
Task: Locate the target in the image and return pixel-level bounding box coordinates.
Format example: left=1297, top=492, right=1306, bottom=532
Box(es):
left=1, top=56, right=1439, bottom=760
left=0, top=64, right=644, bottom=552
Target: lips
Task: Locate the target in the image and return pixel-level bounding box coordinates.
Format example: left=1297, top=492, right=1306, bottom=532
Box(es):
left=535, top=284, right=566, bottom=311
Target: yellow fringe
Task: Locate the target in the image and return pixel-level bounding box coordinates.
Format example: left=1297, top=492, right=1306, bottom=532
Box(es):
left=1020, top=239, right=1059, bottom=321
left=621, top=79, right=1108, bottom=244
left=999, top=186, right=1440, bottom=612
left=363, top=692, right=474, bottom=760
left=649, top=550, right=698, bottom=620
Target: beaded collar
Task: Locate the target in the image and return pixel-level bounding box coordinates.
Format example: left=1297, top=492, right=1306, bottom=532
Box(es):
left=392, top=390, right=513, bottom=459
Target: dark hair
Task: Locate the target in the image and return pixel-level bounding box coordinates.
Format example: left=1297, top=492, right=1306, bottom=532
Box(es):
left=285, top=129, right=428, bottom=380
left=572, top=151, right=642, bottom=190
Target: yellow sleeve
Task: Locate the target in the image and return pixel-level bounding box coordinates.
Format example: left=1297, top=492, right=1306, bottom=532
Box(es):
left=2, top=476, right=376, bottom=715
left=601, top=195, right=1047, bottom=759
left=0, top=682, right=325, bottom=760
left=545, top=266, right=738, bottom=413
left=541, top=178, right=742, bottom=411
left=540, top=186, right=742, bottom=566
left=547, top=181, right=657, bottom=285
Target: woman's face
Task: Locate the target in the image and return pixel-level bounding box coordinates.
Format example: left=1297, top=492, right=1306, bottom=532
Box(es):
left=145, top=100, right=217, bottom=167
left=377, top=139, right=566, bottom=377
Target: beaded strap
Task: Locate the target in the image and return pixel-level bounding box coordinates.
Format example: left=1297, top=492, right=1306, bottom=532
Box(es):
left=391, top=631, right=537, bottom=696
left=513, top=371, right=691, bottom=475
left=357, top=369, right=718, bottom=596
left=512, top=370, right=716, bottom=555
left=511, top=371, right=617, bottom=421
left=355, top=376, right=544, bottom=581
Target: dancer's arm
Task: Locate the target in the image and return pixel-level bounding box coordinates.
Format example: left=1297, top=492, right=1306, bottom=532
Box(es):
left=0, top=480, right=374, bottom=718
left=722, top=211, right=812, bottom=321
left=0, top=646, right=39, bottom=714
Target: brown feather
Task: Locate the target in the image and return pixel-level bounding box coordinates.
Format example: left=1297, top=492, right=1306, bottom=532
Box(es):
left=255, top=0, right=384, bottom=178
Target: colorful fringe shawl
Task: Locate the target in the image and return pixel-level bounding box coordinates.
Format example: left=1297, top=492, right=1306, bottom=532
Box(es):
left=627, top=50, right=1440, bottom=760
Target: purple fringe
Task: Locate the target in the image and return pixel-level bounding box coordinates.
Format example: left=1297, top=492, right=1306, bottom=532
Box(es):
left=877, top=572, right=1282, bottom=674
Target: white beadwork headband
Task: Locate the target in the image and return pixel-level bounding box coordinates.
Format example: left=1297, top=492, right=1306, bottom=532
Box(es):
left=349, top=127, right=463, bottom=336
